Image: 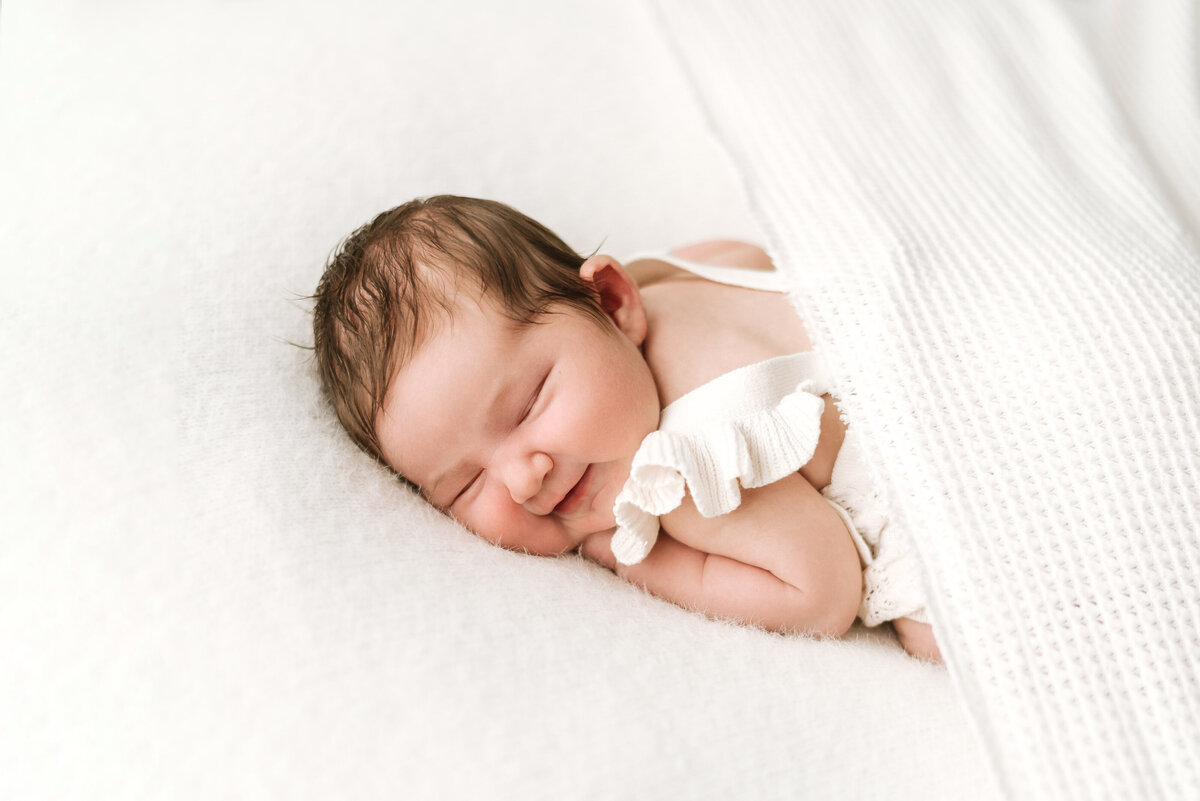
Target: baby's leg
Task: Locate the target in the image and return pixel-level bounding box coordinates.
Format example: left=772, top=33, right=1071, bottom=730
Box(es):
left=892, top=617, right=942, bottom=663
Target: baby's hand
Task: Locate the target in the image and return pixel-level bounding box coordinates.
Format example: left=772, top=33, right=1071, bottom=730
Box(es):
left=578, top=531, right=619, bottom=571
left=893, top=617, right=943, bottom=663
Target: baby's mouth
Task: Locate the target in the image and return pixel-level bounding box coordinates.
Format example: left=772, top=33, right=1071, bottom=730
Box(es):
left=552, top=465, right=594, bottom=516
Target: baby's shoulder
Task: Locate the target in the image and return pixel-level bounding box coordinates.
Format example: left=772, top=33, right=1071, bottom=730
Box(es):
left=634, top=241, right=812, bottom=406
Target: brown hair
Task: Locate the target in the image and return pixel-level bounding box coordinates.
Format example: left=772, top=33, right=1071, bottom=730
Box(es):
left=311, top=195, right=605, bottom=461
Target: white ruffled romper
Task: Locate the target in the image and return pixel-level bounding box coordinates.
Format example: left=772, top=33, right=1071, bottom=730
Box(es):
left=609, top=251, right=929, bottom=627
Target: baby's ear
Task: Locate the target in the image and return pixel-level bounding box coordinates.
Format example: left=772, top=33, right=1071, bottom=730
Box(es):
left=579, top=255, right=647, bottom=345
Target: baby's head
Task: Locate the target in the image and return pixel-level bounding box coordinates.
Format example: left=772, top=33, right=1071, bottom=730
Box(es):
left=313, top=195, right=660, bottom=555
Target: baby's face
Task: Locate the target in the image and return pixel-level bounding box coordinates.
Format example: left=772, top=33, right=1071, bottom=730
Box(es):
left=377, top=275, right=659, bottom=556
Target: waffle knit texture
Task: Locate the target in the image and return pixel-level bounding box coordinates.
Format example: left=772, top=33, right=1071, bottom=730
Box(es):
left=650, top=1, right=1200, bottom=799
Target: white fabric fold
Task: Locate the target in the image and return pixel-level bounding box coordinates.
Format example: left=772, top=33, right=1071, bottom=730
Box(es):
left=611, top=354, right=828, bottom=565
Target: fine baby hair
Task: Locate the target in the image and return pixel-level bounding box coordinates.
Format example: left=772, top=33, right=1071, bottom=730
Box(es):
left=311, top=195, right=605, bottom=462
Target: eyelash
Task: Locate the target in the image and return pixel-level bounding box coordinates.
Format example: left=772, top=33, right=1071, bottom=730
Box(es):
left=451, top=470, right=483, bottom=508
left=519, top=374, right=548, bottom=424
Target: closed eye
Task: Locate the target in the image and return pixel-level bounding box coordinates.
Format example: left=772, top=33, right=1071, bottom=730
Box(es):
left=450, top=470, right=483, bottom=508
left=518, top=373, right=548, bottom=424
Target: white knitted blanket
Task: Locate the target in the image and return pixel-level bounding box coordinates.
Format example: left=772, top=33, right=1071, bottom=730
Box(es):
left=650, top=1, right=1200, bottom=799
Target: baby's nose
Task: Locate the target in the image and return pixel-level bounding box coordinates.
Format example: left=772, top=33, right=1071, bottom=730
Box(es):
left=505, top=452, right=554, bottom=507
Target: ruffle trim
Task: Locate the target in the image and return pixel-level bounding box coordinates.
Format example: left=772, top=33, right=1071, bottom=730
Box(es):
left=610, top=383, right=826, bottom=565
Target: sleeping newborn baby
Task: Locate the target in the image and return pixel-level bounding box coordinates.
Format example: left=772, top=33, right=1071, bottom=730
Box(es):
left=312, top=195, right=941, bottom=662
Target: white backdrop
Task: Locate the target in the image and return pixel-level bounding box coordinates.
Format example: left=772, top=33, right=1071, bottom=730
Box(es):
left=0, top=2, right=996, bottom=799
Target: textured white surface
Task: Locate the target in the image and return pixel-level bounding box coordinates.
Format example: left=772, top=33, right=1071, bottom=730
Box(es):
left=651, top=0, right=1200, bottom=798
left=0, top=2, right=994, bottom=800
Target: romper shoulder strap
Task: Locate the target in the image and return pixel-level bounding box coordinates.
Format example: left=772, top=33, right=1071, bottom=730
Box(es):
left=624, top=249, right=791, bottom=293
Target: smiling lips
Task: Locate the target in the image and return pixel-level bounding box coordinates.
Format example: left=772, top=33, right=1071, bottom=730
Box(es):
left=552, top=465, right=594, bottom=516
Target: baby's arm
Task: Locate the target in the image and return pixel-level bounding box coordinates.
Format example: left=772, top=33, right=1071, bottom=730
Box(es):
left=582, top=472, right=862, bottom=637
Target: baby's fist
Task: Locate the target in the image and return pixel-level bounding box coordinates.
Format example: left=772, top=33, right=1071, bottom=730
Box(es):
left=579, top=531, right=618, bottom=571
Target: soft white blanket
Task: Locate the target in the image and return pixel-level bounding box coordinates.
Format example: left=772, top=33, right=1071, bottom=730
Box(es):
left=9, top=0, right=1196, bottom=798
left=1, top=2, right=996, bottom=799
left=651, top=0, right=1200, bottom=798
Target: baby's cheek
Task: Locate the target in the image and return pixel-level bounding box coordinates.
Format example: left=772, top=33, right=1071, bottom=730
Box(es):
left=460, top=489, right=519, bottom=547
left=465, top=489, right=563, bottom=555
